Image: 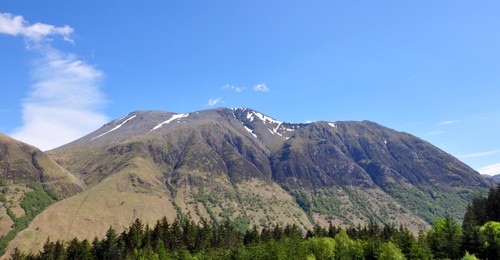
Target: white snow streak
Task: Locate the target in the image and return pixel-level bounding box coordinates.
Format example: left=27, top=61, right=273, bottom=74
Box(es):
left=252, top=112, right=282, bottom=125
left=91, top=115, right=136, bottom=140
left=246, top=112, right=255, bottom=121
left=328, top=122, right=336, bottom=128
left=244, top=126, right=257, bottom=138
left=273, top=124, right=283, bottom=137
left=150, top=113, right=189, bottom=131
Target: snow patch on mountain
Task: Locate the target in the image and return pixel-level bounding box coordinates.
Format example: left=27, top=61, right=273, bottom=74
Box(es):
left=253, top=111, right=282, bottom=125
left=272, top=124, right=283, bottom=137
left=91, top=115, right=136, bottom=140
left=244, top=125, right=257, bottom=138
left=151, top=113, right=189, bottom=131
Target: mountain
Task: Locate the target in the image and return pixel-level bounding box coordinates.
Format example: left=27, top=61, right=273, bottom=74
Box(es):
left=486, top=174, right=500, bottom=183
left=3, top=108, right=494, bottom=255
left=0, top=133, right=84, bottom=251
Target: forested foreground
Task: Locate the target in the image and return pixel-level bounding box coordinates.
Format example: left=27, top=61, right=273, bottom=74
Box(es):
left=9, top=185, right=500, bottom=260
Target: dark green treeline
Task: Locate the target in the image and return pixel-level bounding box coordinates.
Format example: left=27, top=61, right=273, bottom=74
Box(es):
left=9, top=184, right=500, bottom=260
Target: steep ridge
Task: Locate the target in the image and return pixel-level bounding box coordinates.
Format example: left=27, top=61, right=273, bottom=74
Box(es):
left=0, top=133, right=84, bottom=195
left=487, top=174, right=500, bottom=183
left=4, top=108, right=494, bottom=255
left=270, top=120, right=493, bottom=225
left=0, top=133, right=84, bottom=255
left=5, top=109, right=311, bottom=255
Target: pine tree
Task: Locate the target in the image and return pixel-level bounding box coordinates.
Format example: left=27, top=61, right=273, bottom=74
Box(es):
left=9, top=248, right=26, bottom=260
left=427, top=215, right=463, bottom=259
left=391, top=227, right=415, bottom=258
left=40, top=238, right=56, bottom=260
left=126, top=218, right=144, bottom=251
left=102, top=226, right=120, bottom=260
left=170, top=219, right=184, bottom=250
left=66, top=238, right=93, bottom=260
left=487, top=185, right=500, bottom=221
left=194, top=219, right=212, bottom=252
left=244, top=226, right=260, bottom=245
left=272, top=223, right=284, bottom=241
left=183, top=220, right=199, bottom=252
left=284, top=223, right=303, bottom=240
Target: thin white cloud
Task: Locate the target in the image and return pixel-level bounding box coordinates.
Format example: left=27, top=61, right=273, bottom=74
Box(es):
left=459, top=149, right=500, bottom=159
left=3, top=12, right=109, bottom=150
left=221, top=84, right=245, bottom=93
left=207, top=98, right=222, bottom=107
left=438, top=120, right=459, bottom=125
left=0, top=12, right=74, bottom=47
left=478, top=163, right=500, bottom=176
left=253, top=83, right=269, bottom=92
left=11, top=50, right=108, bottom=150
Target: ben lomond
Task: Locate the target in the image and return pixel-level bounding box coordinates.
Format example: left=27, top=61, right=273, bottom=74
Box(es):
left=0, top=108, right=493, bottom=255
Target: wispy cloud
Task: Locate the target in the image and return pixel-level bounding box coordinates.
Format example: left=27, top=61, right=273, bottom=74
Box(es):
left=207, top=98, right=222, bottom=106
left=2, top=12, right=108, bottom=150
left=253, top=83, right=269, bottom=92
left=438, top=120, right=459, bottom=125
left=221, top=84, right=245, bottom=93
left=459, top=149, right=500, bottom=159
left=478, top=163, right=500, bottom=176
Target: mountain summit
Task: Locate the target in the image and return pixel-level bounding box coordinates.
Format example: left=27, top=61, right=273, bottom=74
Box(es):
left=4, top=108, right=494, bottom=254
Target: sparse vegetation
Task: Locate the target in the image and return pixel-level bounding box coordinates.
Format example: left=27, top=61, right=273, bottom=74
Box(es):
left=0, top=182, right=55, bottom=255
left=386, top=186, right=473, bottom=224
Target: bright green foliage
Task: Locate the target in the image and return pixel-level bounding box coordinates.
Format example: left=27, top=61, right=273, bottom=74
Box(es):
left=462, top=185, right=500, bottom=259
left=334, top=230, right=363, bottom=260
left=10, top=212, right=500, bottom=260
left=408, top=231, right=432, bottom=260
left=461, top=251, right=480, bottom=260
left=303, top=237, right=335, bottom=259
left=480, top=221, right=500, bottom=259
left=378, top=242, right=406, bottom=260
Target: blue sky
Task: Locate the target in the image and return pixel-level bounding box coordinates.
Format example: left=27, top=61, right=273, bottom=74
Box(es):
left=1, top=1, right=499, bottom=175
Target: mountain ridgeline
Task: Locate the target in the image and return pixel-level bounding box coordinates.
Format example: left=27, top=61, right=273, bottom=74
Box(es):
left=2, top=108, right=494, bottom=255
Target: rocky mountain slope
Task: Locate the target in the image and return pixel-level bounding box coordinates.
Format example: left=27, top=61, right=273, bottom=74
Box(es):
left=0, top=133, right=84, bottom=255
left=3, top=108, right=494, bottom=255
left=486, top=174, right=500, bottom=183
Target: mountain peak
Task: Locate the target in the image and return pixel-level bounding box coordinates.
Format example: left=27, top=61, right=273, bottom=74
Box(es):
left=3, top=107, right=495, bottom=255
